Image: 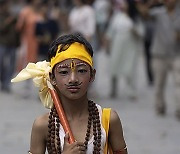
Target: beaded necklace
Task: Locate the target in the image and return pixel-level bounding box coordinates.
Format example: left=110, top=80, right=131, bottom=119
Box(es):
left=47, top=100, right=102, bottom=154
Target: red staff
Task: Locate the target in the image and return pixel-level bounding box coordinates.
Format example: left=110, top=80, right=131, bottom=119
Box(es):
left=47, top=81, right=75, bottom=144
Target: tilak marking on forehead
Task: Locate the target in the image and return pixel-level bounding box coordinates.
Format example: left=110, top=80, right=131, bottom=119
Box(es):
left=57, top=61, right=88, bottom=69
left=57, top=63, right=69, bottom=68
left=70, top=59, right=75, bottom=71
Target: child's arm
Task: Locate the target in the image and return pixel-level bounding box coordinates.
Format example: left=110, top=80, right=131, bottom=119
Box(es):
left=29, top=114, right=48, bottom=154
left=109, top=110, right=128, bottom=154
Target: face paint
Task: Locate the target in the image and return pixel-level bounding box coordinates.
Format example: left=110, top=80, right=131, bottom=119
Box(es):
left=53, top=59, right=93, bottom=100
left=70, top=59, right=76, bottom=72
left=76, top=62, right=88, bottom=67
left=57, top=63, right=70, bottom=68
left=57, top=61, right=88, bottom=72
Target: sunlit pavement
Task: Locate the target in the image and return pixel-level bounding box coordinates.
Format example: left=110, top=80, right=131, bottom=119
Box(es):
left=0, top=53, right=180, bottom=154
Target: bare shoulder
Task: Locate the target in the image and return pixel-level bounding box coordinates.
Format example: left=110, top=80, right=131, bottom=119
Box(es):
left=30, top=113, right=49, bottom=153
left=32, top=113, right=49, bottom=133
left=109, top=109, right=123, bottom=136
left=109, top=109, right=122, bottom=128
left=109, top=109, right=127, bottom=152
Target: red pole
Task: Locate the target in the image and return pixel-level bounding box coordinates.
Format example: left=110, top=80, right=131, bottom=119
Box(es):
left=48, top=86, right=75, bottom=144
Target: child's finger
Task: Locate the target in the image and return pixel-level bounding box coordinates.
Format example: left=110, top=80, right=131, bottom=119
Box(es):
left=77, top=144, right=86, bottom=152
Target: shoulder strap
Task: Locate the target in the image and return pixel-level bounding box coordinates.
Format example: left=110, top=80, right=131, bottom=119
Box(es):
left=102, top=108, right=112, bottom=154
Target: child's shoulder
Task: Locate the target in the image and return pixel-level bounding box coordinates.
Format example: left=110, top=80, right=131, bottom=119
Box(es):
left=32, top=113, right=49, bottom=132
left=109, top=109, right=121, bottom=123
left=102, top=108, right=120, bottom=123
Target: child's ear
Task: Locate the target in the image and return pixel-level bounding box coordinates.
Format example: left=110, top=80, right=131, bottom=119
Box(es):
left=90, top=69, right=96, bottom=82
left=49, top=72, right=56, bottom=86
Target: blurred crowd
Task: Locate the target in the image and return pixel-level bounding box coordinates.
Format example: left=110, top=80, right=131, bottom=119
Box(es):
left=0, top=0, right=179, bottom=119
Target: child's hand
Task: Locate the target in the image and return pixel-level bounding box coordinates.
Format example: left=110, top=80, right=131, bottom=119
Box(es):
left=62, top=133, right=86, bottom=154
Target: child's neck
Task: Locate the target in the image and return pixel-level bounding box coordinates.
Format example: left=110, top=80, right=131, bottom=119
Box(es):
left=61, top=97, right=89, bottom=120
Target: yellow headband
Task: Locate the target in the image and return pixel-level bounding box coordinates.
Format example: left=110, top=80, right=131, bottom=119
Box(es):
left=50, top=42, right=93, bottom=69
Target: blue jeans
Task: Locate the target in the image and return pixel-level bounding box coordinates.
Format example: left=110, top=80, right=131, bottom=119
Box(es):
left=0, top=45, right=16, bottom=91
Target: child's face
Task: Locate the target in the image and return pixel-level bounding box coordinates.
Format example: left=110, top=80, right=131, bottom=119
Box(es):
left=52, top=58, right=95, bottom=100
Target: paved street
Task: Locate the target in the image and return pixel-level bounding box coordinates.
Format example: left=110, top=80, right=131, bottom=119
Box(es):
left=0, top=53, right=180, bottom=154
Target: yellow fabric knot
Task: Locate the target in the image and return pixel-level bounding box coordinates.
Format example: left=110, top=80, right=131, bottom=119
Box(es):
left=11, top=42, right=93, bottom=109
left=11, top=60, right=54, bottom=109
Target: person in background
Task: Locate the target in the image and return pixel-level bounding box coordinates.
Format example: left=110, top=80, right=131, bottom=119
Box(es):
left=68, top=0, right=96, bottom=44
left=139, top=0, right=180, bottom=120
left=140, top=0, right=163, bottom=86
left=15, top=0, right=44, bottom=97
left=35, top=1, right=60, bottom=61
left=93, top=0, right=112, bottom=50
left=16, top=0, right=44, bottom=71
left=0, top=0, right=20, bottom=93
left=105, top=0, right=144, bottom=99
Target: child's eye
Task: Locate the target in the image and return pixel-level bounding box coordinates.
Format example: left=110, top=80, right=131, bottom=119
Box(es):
left=59, top=70, right=69, bottom=75
left=78, top=69, right=87, bottom=73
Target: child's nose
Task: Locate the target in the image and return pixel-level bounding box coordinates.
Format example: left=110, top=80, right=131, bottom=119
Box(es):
left=68, top=72, right=78, bottom=84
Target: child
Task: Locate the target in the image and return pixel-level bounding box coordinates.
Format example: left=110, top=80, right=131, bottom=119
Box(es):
left=12, top=33, right=127, bottom=154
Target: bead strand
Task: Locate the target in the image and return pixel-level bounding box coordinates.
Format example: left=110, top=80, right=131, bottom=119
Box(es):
left=47, top=100, right=102, bottom=153
left=54, top=110, right=61, bottom=154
